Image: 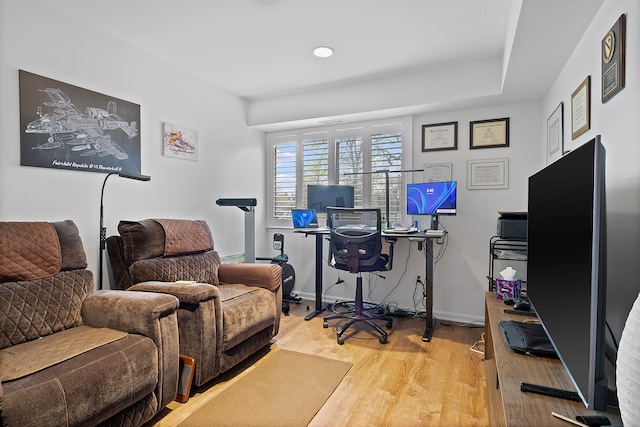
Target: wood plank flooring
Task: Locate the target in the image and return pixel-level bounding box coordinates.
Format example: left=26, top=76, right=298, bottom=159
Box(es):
left=146, top=300, right=488, bottom=427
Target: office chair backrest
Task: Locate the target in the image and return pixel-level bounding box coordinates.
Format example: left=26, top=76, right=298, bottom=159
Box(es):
left=327, top=207, right=384, bottom=273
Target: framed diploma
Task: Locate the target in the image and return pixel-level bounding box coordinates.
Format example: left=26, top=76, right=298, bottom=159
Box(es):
left=423, top=163, right=452, bottom=182
left=470, top=118, right=509, bottom=149
left=422, top=121, right=457, bottom=152
left=467, top=158, right=509, bottom=190
left=571, top=76, right=591, bottom=140
left=547, top=102, right=563, bottom=162
left=601, top=14, right=625, bottom=103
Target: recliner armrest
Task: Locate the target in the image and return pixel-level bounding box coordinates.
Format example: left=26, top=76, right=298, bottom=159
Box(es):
left=81, top=290, right=180, bottom=408
left=128, top=281, right=219, bottom=305
left=218, top=263, right=282, bottom=292
left=81, top=290, right=179, bottom=337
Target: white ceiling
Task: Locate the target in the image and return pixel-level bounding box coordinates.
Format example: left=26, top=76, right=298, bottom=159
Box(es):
left=50, top=0, right=604, bottom=130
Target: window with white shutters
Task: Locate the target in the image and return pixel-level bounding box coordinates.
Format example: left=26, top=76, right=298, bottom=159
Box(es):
left=267, top=118, right=411, bottom=227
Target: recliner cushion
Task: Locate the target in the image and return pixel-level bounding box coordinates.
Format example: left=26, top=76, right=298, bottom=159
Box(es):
left=118, top=220, right=166, bottom=264
left=118, top=219, right=215, bottom=264
left=0, top=334, right=158, bottom=427
left=51, top=220, right=88, bottom=271
left=0, top=325, right=127, bottom=382
left=0, top=270, right=94, bottom=349
left=152, top=219, right=213, bottom=256
left=0, top=222, right=62, bottom=283
left=129, top=251, right=221, bottom=285
left=218, top=284, right=276, bottom=351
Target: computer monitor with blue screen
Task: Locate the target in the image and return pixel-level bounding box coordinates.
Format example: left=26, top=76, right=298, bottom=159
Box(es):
left=407, top=181, right=457, bottom=215
left=307, top=185, right=355, bottom=213
left=291, top=209, right=318, bottom=228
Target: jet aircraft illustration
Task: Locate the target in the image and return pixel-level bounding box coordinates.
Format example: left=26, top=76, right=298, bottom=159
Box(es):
left=25, top=88, right=137, bottom=160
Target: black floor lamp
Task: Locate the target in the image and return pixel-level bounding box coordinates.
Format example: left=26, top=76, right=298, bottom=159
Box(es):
left=99, top=171, right=151, bottom=289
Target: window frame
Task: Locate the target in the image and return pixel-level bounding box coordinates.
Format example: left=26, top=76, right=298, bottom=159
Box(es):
left=267, top=117, right=413, bottom=228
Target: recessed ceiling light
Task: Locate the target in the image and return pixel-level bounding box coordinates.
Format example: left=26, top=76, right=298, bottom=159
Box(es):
left=313, top=46, right=334, bottom=58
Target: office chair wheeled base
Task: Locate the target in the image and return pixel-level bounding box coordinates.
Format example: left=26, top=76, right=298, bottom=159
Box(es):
left=323, top=278, right=393, bottom=345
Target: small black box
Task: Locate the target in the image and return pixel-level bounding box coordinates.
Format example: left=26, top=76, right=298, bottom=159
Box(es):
left=497, top=212, right=527, bottom=240
left=498, top=219, right=527, bottom=239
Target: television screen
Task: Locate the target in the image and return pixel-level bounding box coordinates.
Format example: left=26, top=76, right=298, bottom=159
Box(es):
left=307, top=185, right=355, bottom=213
left=527, top=136, right=609, bottom=410
left=407, top=181, right=457, bottom=215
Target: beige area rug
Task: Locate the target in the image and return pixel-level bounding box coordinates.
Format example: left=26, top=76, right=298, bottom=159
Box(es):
left=178, top=349, right=352, bottom=427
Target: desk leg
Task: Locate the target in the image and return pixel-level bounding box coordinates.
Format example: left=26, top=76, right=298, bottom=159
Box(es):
left=305, top=233, right=326, bottom=320
left=422, top=239, right=435, bottom=342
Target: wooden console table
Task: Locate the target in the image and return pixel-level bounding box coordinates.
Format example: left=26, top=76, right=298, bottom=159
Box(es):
left=484, top=292, right=618, bottom=426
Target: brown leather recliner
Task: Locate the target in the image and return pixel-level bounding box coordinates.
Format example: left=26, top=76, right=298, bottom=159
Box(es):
left=0, top=220, right=180, bottom=427
left=106, top=219, right=282, bottom=388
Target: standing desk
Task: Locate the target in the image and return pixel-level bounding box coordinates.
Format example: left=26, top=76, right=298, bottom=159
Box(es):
left=295, top=229, right=443, bottom=342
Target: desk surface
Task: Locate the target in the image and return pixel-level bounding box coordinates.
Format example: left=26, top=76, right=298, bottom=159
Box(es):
left=294, top=229, right=445, bottom=238
left=484, top=293, right=620, bottom=426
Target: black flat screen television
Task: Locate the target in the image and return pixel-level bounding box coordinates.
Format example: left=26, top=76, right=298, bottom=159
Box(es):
left=527, top=136, right=610, bottom=410
left=307, top=185, right=355, bottom=213
left=406, top=181, right=457, bottom=215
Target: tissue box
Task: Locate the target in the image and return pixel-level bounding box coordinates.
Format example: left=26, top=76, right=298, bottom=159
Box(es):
left=496, top=279, right=522, bottom=299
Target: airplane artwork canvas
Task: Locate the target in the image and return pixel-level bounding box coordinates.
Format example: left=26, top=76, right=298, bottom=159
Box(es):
left=19, top=70, right=142, bottom=174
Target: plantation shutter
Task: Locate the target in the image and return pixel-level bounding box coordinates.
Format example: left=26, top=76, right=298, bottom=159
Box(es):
left=302, top=133, right=329, bottom=209
left=272, top=141, right=297, bottom=221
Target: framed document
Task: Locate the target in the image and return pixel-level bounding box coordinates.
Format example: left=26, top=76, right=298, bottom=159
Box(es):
left=423, top=163, right=452, bottom=182
left=571, top=76, right=591, bottom=140
left=602, top=14, right=625, bottom=103
left=467, top=158, right=509, bottom=190
left=547, top=102, right=563, bottom=162
left=470, top=118, right=509, bottom=149
left=422, top=121, right=457, bottom=152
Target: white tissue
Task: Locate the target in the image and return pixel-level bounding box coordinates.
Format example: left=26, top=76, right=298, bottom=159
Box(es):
left=500, top=267, right=516, bottom=280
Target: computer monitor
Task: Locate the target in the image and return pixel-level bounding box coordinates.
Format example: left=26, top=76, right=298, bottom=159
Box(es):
left=291, top=209, right=318, bottom=228
left=407, top=181, right=457, bottom=215
left=307, top=185, right=355, bottom=213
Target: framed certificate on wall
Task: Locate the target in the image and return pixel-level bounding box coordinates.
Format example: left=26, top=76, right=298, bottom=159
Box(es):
left=470, top=118, right=509, bottom=149
left=422, top=122, right=457, bottom=152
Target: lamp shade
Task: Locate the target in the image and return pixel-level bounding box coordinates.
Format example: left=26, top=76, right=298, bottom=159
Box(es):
left=617, top=292, right=640, bottom=426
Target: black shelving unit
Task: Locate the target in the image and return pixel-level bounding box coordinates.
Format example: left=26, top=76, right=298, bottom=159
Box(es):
left=488, top=235, right=527, bottom=293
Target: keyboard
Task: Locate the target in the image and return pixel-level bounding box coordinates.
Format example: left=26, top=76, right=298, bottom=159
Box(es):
left=384, top=227, right=418, bottom=234
left=295, top=227, right=329, bottom=233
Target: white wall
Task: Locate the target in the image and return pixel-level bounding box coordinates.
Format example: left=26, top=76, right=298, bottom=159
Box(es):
left=283, top=102, right=541, bottom=323
left=412, top=102, right=542, bottom=321
left=0, top=1, right=268, bottom=287
left=542, top=0, right=640, bottom=341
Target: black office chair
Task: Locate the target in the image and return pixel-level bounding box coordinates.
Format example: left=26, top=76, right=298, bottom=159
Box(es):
left=323, top=207, right=396, bottom=344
